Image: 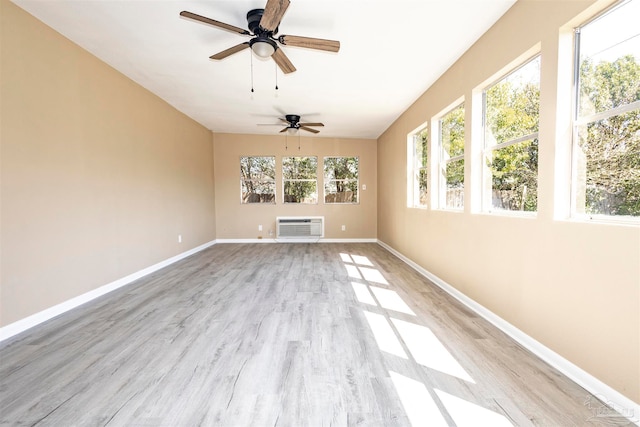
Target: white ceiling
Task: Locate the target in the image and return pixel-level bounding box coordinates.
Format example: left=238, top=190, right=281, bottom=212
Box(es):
left=12, top=0, right=516, bottom=139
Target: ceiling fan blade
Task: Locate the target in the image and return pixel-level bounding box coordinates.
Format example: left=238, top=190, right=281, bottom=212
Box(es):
left=260, top=0, right=290, bottom=32
left=257, top=123, right=284, bottom=126
left=279, top=117, right=290, bottom=124
left=180, top=11, right=250, bottom=35
left=272, top=48, right=296, bottom=74
left=279, top=127, right=289, bottom=133
left=278, top=35, right=340, bottom=52
left=299, top=122, right=324, bottom=127
left=300, top=126, right=320, bottom=134
left=210, top=43, right=250, bottom=60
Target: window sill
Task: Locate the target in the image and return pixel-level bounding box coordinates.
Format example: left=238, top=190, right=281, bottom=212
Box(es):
left=567, top=215, right=640, bottom=227
left=481, top=210, right=537, bottom=219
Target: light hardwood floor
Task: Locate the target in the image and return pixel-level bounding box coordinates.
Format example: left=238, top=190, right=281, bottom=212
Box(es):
left=0, top=243, right=629, bottom=426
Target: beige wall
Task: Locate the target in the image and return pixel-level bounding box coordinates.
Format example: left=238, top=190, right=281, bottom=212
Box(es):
left=378, top=0, right=640, bottom=403
left=0, top=0, right=216, bottom=326
left=213, top=133, right=377, bottom=239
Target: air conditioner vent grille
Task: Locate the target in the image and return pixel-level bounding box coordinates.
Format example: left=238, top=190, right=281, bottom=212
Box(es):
left=277, top=216, right=324, bottom=239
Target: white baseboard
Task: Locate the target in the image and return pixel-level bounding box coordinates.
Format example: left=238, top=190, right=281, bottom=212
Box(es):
left=215, top=238, right=378, bottom=244
left=377, top=239, right=639, bottom=426
left=0, top=239, right=217, bottom=343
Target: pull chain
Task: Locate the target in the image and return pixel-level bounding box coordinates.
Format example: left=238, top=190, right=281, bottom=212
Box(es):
left=250, top=52, right=254, bottom=93
left=275, top=63, right=279, bottom=92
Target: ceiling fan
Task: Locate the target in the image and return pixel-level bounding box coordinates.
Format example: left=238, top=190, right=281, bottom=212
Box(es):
left=259, top=114, right=325, bottom=134
left=180, top=0, right=340, bottom=74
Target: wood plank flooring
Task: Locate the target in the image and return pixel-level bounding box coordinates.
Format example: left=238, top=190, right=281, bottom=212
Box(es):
left=0, top=243, right=629, bottom=426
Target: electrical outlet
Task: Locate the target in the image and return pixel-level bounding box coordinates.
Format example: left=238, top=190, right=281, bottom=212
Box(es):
left=341, top=225, right=346, bottom=231
left=258, top=224, right=263, bottom=231
left=362, top=184, right=367, bottom=190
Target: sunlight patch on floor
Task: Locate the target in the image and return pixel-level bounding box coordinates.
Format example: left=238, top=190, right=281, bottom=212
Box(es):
left=351, top=282, right=376, bottom=306
left=340, top=253, right=353, bottom=263
left=363, top=311, right=407, bottom=359
left=344, top=264, right=362, bottom=279
left=435, top=389, right=513, bottom=426
left=369, top=286, right=416, bottom=316
left=391, top=318, right=474, bottom=383
left=359, top=267, right=389, bottom=285
left=350, top=255, right=374, bottom=266
left=389, top=371, right=449, bottom=427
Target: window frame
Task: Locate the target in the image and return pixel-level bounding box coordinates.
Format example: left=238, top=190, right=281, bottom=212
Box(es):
left=323, top=156, right=360, bottom=204
left=570, top=0, right=640, bottom=222
left=481, top=54, right=541, bottom=215
left=282, top=156, right=319, bottom=204
left=239, top=155, right=276, bottom=204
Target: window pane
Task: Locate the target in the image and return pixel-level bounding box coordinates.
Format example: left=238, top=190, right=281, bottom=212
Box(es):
left=241, top=181, right=275, bottom=203
left=283, top=156, right=318, bottom=180
left=324, top=157, right=359, bottom=180
left=488, top=139, right=539, bottom=212
left=412, top=129, right=428, bottom=207
left=440, top=105, right=465, bottom=158
left=575, top=110, right=640, bottom=216
left=325, top=180, right=358, bottom=203
left=240, top=156, right=275, bottom=180
left=284, top=181, right=317, bottom=203
left=415, top=130, right=428, bottom=168
left=417, top=169, right=428, bottom=206
left=578, top=0, right=640, bottom=117
left=485, top=57, right=540, bottom=145
left=439, top=104, right=464, bottom=209
left=445, top=159, right=464, bottom=209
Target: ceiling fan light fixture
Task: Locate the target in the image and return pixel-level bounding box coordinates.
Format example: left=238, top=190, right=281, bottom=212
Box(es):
left=286, top=127, right=298, bottom=135
left=250, top=38, right=276, bottom=58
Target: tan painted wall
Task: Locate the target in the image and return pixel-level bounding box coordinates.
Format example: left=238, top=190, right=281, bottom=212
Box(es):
left=378, top=0, right=639, bottom=403
left=0, top=0, right=216, bottom=326
left=213, top=133, right=377, bottom=239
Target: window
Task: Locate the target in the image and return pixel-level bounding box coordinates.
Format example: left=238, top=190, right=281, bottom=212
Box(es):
left=483, top=56, right=540, bottom=213
left=324, top=157, right=359, bottom=203
left=438, top=103, right=465, bottom=209
left=282, top=156, right=318, bottom=203
left=410, top=127, right=429, bottom=207
left=240, top=156, right=276, bottom=204
left=573, top=0, right=640, bottom=219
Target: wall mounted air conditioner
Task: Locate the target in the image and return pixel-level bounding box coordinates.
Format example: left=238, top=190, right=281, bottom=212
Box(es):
left=276, top=216, right=324, bottom=240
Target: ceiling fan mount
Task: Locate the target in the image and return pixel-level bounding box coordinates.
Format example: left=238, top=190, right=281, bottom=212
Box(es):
left=180, top=0, right=340, bottom=74
left=246, top=9, right=277, bottom=35
left=285, top=114, right=301, bottom=127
